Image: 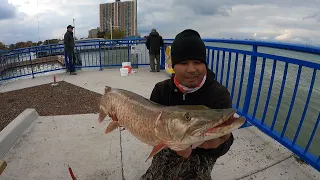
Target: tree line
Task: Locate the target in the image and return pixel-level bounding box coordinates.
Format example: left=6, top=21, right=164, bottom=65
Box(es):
left=96, top=29, right=126, bottom=39
left=1, top=28, right=137, bottom=51
left=0, top=38, right=64, bottom=51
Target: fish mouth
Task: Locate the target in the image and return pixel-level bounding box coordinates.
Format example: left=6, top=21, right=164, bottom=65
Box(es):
left=191, top=112, right=245, bottom=136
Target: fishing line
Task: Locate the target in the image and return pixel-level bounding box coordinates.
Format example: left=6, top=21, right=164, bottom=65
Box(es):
left=52, top=117, right=77, bottom=180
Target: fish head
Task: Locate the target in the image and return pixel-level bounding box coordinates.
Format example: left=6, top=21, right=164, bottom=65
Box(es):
left=155, top=108, right=246, bottom=145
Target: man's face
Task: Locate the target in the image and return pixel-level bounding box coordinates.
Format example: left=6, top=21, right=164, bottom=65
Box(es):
left=68, top=28, right=73, bottom=32
left=173, top=60, right=207, bottom=88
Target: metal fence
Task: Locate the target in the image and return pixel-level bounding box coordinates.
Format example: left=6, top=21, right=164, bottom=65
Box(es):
left=163, top=39, right=320, bottom=172
left=0, top=39, right=152, bottom=81
left=0, top=38, right=319, bottom=171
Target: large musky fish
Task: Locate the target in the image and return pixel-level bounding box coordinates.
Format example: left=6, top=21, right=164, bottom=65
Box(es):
left=98, top=86, right=246, bottom=161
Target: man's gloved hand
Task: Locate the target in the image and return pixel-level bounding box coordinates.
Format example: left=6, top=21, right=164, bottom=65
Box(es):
left=198, top=133, right=231, bottom=149
left=175, top=133, right=232, bottom=158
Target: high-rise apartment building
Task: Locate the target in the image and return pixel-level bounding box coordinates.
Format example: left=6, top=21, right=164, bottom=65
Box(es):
left=99, top=0, right=136, bottom=37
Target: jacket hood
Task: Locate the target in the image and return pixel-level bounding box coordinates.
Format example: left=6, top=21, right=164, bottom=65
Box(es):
left=149, top=31, right=159, bottom=37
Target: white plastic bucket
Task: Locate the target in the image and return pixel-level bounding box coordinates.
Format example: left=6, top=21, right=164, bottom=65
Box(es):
left=122, top=62, right=131, bottom=67
left=122, top=62, right=132, bottom=73
left=120, top=68, right=129, bottom=77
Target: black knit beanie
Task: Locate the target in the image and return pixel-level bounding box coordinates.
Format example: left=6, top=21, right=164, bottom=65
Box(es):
left=171, top=29, right=207, bottom=68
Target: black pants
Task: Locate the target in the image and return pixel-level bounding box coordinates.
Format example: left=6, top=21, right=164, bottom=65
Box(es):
left=140, top=149, right=216, bottom=180
left=149, top=53, right=160, bottom=71
left=66, top=50, right=76, bottom=72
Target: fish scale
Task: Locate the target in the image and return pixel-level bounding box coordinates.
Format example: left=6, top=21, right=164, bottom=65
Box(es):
left=98, top=86, right=246, bottom=161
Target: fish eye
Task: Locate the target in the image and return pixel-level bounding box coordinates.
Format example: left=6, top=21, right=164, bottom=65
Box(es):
left=184, top=112, right=192, bottom=121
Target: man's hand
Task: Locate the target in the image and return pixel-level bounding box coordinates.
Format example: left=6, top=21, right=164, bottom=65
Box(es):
left=198, top=133, right=231, bottom=149
left=175, top=133, right=232, bottom=158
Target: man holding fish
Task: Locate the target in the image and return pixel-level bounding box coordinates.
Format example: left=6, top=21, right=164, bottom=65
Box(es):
left=141, top=29, right=236, bottom=180
left=98, top=29, right=244, bottom=180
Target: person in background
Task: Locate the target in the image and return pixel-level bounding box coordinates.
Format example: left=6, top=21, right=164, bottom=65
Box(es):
left=146, top=29, right=164, bottom=72
left=64, top=25, right=77, bottom=75
left=140, top=29, right=234, bottom=180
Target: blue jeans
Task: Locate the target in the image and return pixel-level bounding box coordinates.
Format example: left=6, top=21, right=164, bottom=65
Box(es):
left=66, top=50, right=76, bottom=72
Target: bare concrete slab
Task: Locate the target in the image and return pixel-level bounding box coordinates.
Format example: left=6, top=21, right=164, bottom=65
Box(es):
left=0, top=109, right=39, bottom=159
left=241, top=156, right=320, bottom=180
left=1, top=114, right=122, bottom=180
left=210, top=127, right=320, bottom=180
left=0, top=70, right=66, bottom=93
left=0, top=67, right=168, bottom=98
left=61, top=67, right=169, bottom=97
left=120, top=130, right=153, bottom=180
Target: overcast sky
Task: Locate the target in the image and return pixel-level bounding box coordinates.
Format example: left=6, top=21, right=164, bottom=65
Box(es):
left=1, top=0, right=320, bottom=45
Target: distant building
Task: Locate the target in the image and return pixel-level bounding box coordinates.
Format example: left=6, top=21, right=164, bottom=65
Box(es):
left=99, top=0, right=136, bottom=37
left=88, top=28, right=100, bottom=38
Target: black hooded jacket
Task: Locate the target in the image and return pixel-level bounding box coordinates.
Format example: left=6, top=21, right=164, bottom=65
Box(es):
left=150, top=68, right=234, bottom=158
left=64, top=31, right=75, bottom=53
left=146, top=31, right=164, bottom=55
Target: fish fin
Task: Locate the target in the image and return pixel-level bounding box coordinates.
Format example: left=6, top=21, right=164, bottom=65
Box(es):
left=176, top=147, right=192, bottom=159
left=105, top=86, right=112, bottom=94
left=156, top=111, right=163, bottom=121
left=191, top=141, right=204, bottom=149
left=145, top=144, right=166, bottom=162
left=175, top=105, right=210, bottom=110
left=105, top=121, right=120, bottom=134
left=98, top=107, right=107, bottom=123
left=154, top=111, right=163, bottom=136
left=109, top=110, right=118, bottom=121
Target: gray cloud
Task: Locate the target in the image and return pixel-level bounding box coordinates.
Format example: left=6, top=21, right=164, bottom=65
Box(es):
left=172, top=0, right=233, bottom=16
left=171, top=0, right=319, bottom=17
left=0, top=0, right=17, bottom=20
left=303, top=12, right=320, bottom=22
left=137, top=0, right=320, bottom=45
left=1, top=0, right=320, bottom=46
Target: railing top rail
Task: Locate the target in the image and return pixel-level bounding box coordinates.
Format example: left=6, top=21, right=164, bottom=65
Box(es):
left=164, top=38, right=320, bottom=55
left=205, top=45, right=320, bottom=70
left=2, top=38, right=147, bottom=54
left=3, top=38, right=320, bottom=56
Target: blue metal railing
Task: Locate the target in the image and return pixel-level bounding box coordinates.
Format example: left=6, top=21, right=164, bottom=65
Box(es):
left=0, top=38, right=319, bottom=172
left=0, top=39, right=151, bottom=81
left=163, top=39, right=320, bottom=172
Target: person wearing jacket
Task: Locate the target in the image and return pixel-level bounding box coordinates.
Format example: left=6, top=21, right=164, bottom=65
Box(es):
left=145, top=29, right=164, bottom=72
left=64, top=25, right=77, bottom=75
left=140, top=29, right=234, bottom=180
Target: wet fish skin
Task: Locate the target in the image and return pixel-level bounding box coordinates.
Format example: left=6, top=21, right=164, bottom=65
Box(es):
left=98, top=86, right=246, bottom=160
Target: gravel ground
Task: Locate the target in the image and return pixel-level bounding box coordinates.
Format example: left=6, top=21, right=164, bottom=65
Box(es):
left=0, top=81, right=102, bottom=131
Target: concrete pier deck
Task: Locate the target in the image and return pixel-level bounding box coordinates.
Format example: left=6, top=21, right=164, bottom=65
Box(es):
left=0, top=67, right=319, bottom=180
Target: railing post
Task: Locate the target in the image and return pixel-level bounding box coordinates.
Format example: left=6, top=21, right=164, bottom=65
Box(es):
left=127, top=40, right=130, bottom=63
left=99, top=41, right=102, bottom=71
left=160, top=44, right=165, bottom=70
left=241, top=45, right=258, bottom=128
left=29, top=48, right=34, bottom=78
left=49, top=45, right=52, bottom=56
